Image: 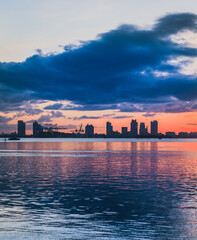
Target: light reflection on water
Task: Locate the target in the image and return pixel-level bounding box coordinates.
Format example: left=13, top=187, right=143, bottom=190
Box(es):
left=0, top=140, right=197, bottom=239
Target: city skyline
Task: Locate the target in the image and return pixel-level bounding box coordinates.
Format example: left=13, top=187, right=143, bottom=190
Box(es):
left=9, top=118, right=197, bottom=138
left=0, top=110, right=197, bottom=136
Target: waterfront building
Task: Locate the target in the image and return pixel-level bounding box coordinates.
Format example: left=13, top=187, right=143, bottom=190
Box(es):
left=33, top=121, right=43, bottom=137
left=18, top=120, right=26, bottom=137
left=130, top=120, right=138, bottom=136
left=139, top=122, right=148, bottom=135
left=166, top=132, right=176, bottom=137
left=178, top=132, right=189, bottom=137
left=151, top=120, right=158, bottom=135
left=122, top=127, right=128, bottom=136
left=190, top=132, right=197, bottom=137
left=85, top=124, right=94, bottom=137
left=106, top=122, right=113, bottom=136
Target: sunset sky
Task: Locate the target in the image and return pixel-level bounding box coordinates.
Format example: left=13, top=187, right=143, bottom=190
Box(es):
left=0, top=0, right=197, bottom=134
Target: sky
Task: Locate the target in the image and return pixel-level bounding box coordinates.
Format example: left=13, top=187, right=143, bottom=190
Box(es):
left=0, top=0, right=197, bottom=134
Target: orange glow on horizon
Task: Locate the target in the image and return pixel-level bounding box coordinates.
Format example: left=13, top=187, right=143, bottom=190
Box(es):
left=6, top=110, right=197, bottom=135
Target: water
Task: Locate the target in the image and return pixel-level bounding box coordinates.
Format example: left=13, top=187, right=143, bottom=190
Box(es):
left=0, top=138, right=197, bottom=239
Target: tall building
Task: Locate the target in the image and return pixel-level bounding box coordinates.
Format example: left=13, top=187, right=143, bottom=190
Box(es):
left=106, top=122, right=113, bottom=136
left=18, top=120, right=26, bottom=137
left=122, top=127, right=128, bottom=136
left=151, top=120, right=158, bottom=135
left=139, top=122, right=148, bottom=135
left=130, top=120, right=138, bottom=136
left=33, top=121, right=43, bottom=137
left=85, top=124, right=94, bottom=137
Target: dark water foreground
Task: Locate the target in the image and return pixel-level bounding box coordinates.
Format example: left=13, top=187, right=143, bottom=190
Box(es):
left=0, top=139, right=197, bottom=239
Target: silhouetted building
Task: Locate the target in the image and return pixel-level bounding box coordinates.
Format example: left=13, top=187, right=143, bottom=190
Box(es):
left=189, top=132, right=197, bottom=137
left=178, top=132, right=189, bottom=137
left=33, top=121, right=43, bottom=137
left=166, top=132, right=176, bottom=137
left=18, top=120, right=26, bottom=137
left=112, top=131, right=121, bottom=137
left=130, top=119, right=138, bottom=136
left=122, top=127, right=128, bottom=136
left=151, top=120, right=158, bottom=135
left=106, top=122, right=113, bottom=136
left=85, top=124, right=94, bottom=137
left=139, top=122, right=148, bottom=135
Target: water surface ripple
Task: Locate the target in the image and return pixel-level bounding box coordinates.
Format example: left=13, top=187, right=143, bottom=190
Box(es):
left=0, top=139, right=197, bottom=239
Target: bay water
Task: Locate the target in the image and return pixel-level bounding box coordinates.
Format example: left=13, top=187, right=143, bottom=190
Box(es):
left=0, top=139, right=197, bottom=239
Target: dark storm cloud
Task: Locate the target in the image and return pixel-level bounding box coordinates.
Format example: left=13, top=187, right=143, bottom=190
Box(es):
left=0, top=13, right=197, bottom=114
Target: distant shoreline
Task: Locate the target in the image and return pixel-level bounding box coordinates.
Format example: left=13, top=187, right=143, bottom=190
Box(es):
left=1, top=136, right=197, bottom=139
left=1, top=137, right=197, bottom=143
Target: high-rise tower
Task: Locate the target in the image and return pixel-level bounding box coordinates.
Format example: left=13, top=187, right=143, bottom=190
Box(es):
left=151, top=120, right=158, bottom=135
left=130, top=120, right=138, bottom=136
left=106, top=122, right=113, bottom=136
left=18, top=120, right=26, bottom=137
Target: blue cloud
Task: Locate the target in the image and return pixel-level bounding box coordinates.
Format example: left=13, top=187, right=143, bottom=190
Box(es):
left=0, top=13, right=197, bottom=114
left=44, top=103, right=64, bottom=110
left=191, top=104, right=197, bottom=109
left=0, top=115, right=13, bottom=123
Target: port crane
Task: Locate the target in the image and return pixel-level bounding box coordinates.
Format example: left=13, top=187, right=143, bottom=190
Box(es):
left=75, top=123, right=84, bottom=133
left=41, top=124, right=67, bottom=133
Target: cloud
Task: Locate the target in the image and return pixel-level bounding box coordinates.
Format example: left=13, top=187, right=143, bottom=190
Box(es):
left=62, top=104, right=118, bottom=111
left=119, top=103, right=145, bottom=113
left=187, top=123, right=197, bottom=125
left=0, top=124, right=16, bottom=132
left=25, top=107, right=43, bottom=116
left=26, top=120, right=37, bottom=123
left=102, top=114, right=115, bottom=117
left=0, top=115, right=13, bottom=123
left=191, top=104, right=197, bottom=109
left=36, top=111, right=65, bottom=123
left=0, top=13, right=197, bottom=114
left=70, top=113, right=132, bottom=120
left=142, top=113, right=156, bottom=117
left=44, top=103, right=64, bottom=110
left=37, top=114, right=52, bottom=123
left=73, top=115, right=101, bottom=120
left=51, top=111, right=65, bottom=118
left=0, top=123, right=32, bottom=133
left=11, top=105, right=43, bottom=118
left=112, top=115, right=133, bottom=119
left=153, top=13, right=197, bottom=36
